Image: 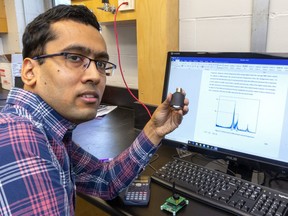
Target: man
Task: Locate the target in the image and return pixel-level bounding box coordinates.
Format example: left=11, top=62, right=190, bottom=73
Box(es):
left=0, top=4, right=189, bottom=216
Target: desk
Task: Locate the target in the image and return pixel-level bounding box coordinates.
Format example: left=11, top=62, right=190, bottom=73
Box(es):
left=73, top=107, right=232, bottom=216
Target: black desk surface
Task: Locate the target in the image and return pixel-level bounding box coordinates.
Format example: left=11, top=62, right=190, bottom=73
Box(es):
left=73, top=107, right=233, bottom=216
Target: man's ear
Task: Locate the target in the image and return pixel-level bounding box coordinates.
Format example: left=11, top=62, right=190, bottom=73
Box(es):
left=21, top=58, right=37, bottom=86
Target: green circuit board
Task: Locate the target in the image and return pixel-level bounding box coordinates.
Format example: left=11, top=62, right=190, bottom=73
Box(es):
left=160, top=195, right=189, bottom=215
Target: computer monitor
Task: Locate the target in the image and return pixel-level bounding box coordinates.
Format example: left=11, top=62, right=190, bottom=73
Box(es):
left=162, top=51, right=288, bottom=178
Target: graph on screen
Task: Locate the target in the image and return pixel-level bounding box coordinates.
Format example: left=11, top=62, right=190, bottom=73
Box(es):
left=215, top=96, right=260, bottom=134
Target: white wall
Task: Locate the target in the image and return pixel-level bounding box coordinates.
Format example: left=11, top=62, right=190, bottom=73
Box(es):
left=267, top=0, right=288, bottom=52
left=180, top=0, right=253, bottom=52
left=179, top=0, right=288, bottom=53
left=101, top=23, right=138, bottom=89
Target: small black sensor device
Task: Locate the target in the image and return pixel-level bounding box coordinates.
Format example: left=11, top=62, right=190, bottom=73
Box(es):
left=170, top=88, right=185, bottom=110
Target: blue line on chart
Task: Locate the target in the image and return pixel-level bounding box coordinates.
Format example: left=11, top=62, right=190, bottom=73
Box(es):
left=215, top=105, right=256, bottom=134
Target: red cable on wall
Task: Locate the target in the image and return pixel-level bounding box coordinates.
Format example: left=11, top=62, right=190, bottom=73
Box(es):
left=113, top=2, right=152, bottom=118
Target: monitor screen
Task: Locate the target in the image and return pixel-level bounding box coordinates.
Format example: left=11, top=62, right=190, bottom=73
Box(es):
left=162, top=52, right=288, bottom=171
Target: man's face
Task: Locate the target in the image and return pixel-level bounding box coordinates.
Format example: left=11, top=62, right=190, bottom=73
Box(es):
left=24, top=20, right=108, bottom=124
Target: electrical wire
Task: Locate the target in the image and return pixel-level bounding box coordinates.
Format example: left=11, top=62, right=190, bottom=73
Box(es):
left=113, top=2, right=152, bottom=118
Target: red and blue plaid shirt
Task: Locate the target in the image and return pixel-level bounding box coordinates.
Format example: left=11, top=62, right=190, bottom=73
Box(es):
left=0, top=88, right=157, bottom=216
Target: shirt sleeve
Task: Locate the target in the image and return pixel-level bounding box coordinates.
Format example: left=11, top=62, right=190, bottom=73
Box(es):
left=0, top=120, right=71, bottom=215
left=72, top=130, right=159, bottom=200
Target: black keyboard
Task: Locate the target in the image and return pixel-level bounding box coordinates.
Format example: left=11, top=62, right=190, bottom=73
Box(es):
left=151, top=158, right=288, bottom=216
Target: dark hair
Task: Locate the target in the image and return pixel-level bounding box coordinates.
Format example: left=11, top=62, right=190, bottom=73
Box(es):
left=22, top=4, right=101, bottom=59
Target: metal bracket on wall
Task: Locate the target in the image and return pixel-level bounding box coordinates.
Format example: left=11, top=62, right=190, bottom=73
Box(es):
left=251, top=0, right=270, bottom=52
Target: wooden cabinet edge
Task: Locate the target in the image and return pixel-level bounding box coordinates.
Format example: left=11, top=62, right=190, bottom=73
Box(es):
left=0, top=18, right=8, bottom=33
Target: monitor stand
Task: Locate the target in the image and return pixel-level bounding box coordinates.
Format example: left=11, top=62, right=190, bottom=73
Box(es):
left=204, top=159, right=229, bottom=174
left=227, top=160, right=265, bottom=185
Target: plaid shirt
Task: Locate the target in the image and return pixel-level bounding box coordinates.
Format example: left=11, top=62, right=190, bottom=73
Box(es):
left=0, top=88, right=157, bottom=216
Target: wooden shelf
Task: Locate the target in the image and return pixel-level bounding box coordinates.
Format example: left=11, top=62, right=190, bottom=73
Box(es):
left=0, top=0, right=8, bottom=33
left=72, top=0, right=136, bottom=23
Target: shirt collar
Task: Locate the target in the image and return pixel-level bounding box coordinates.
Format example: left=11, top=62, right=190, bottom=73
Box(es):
left=6, top=87, right=77, bottom=140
